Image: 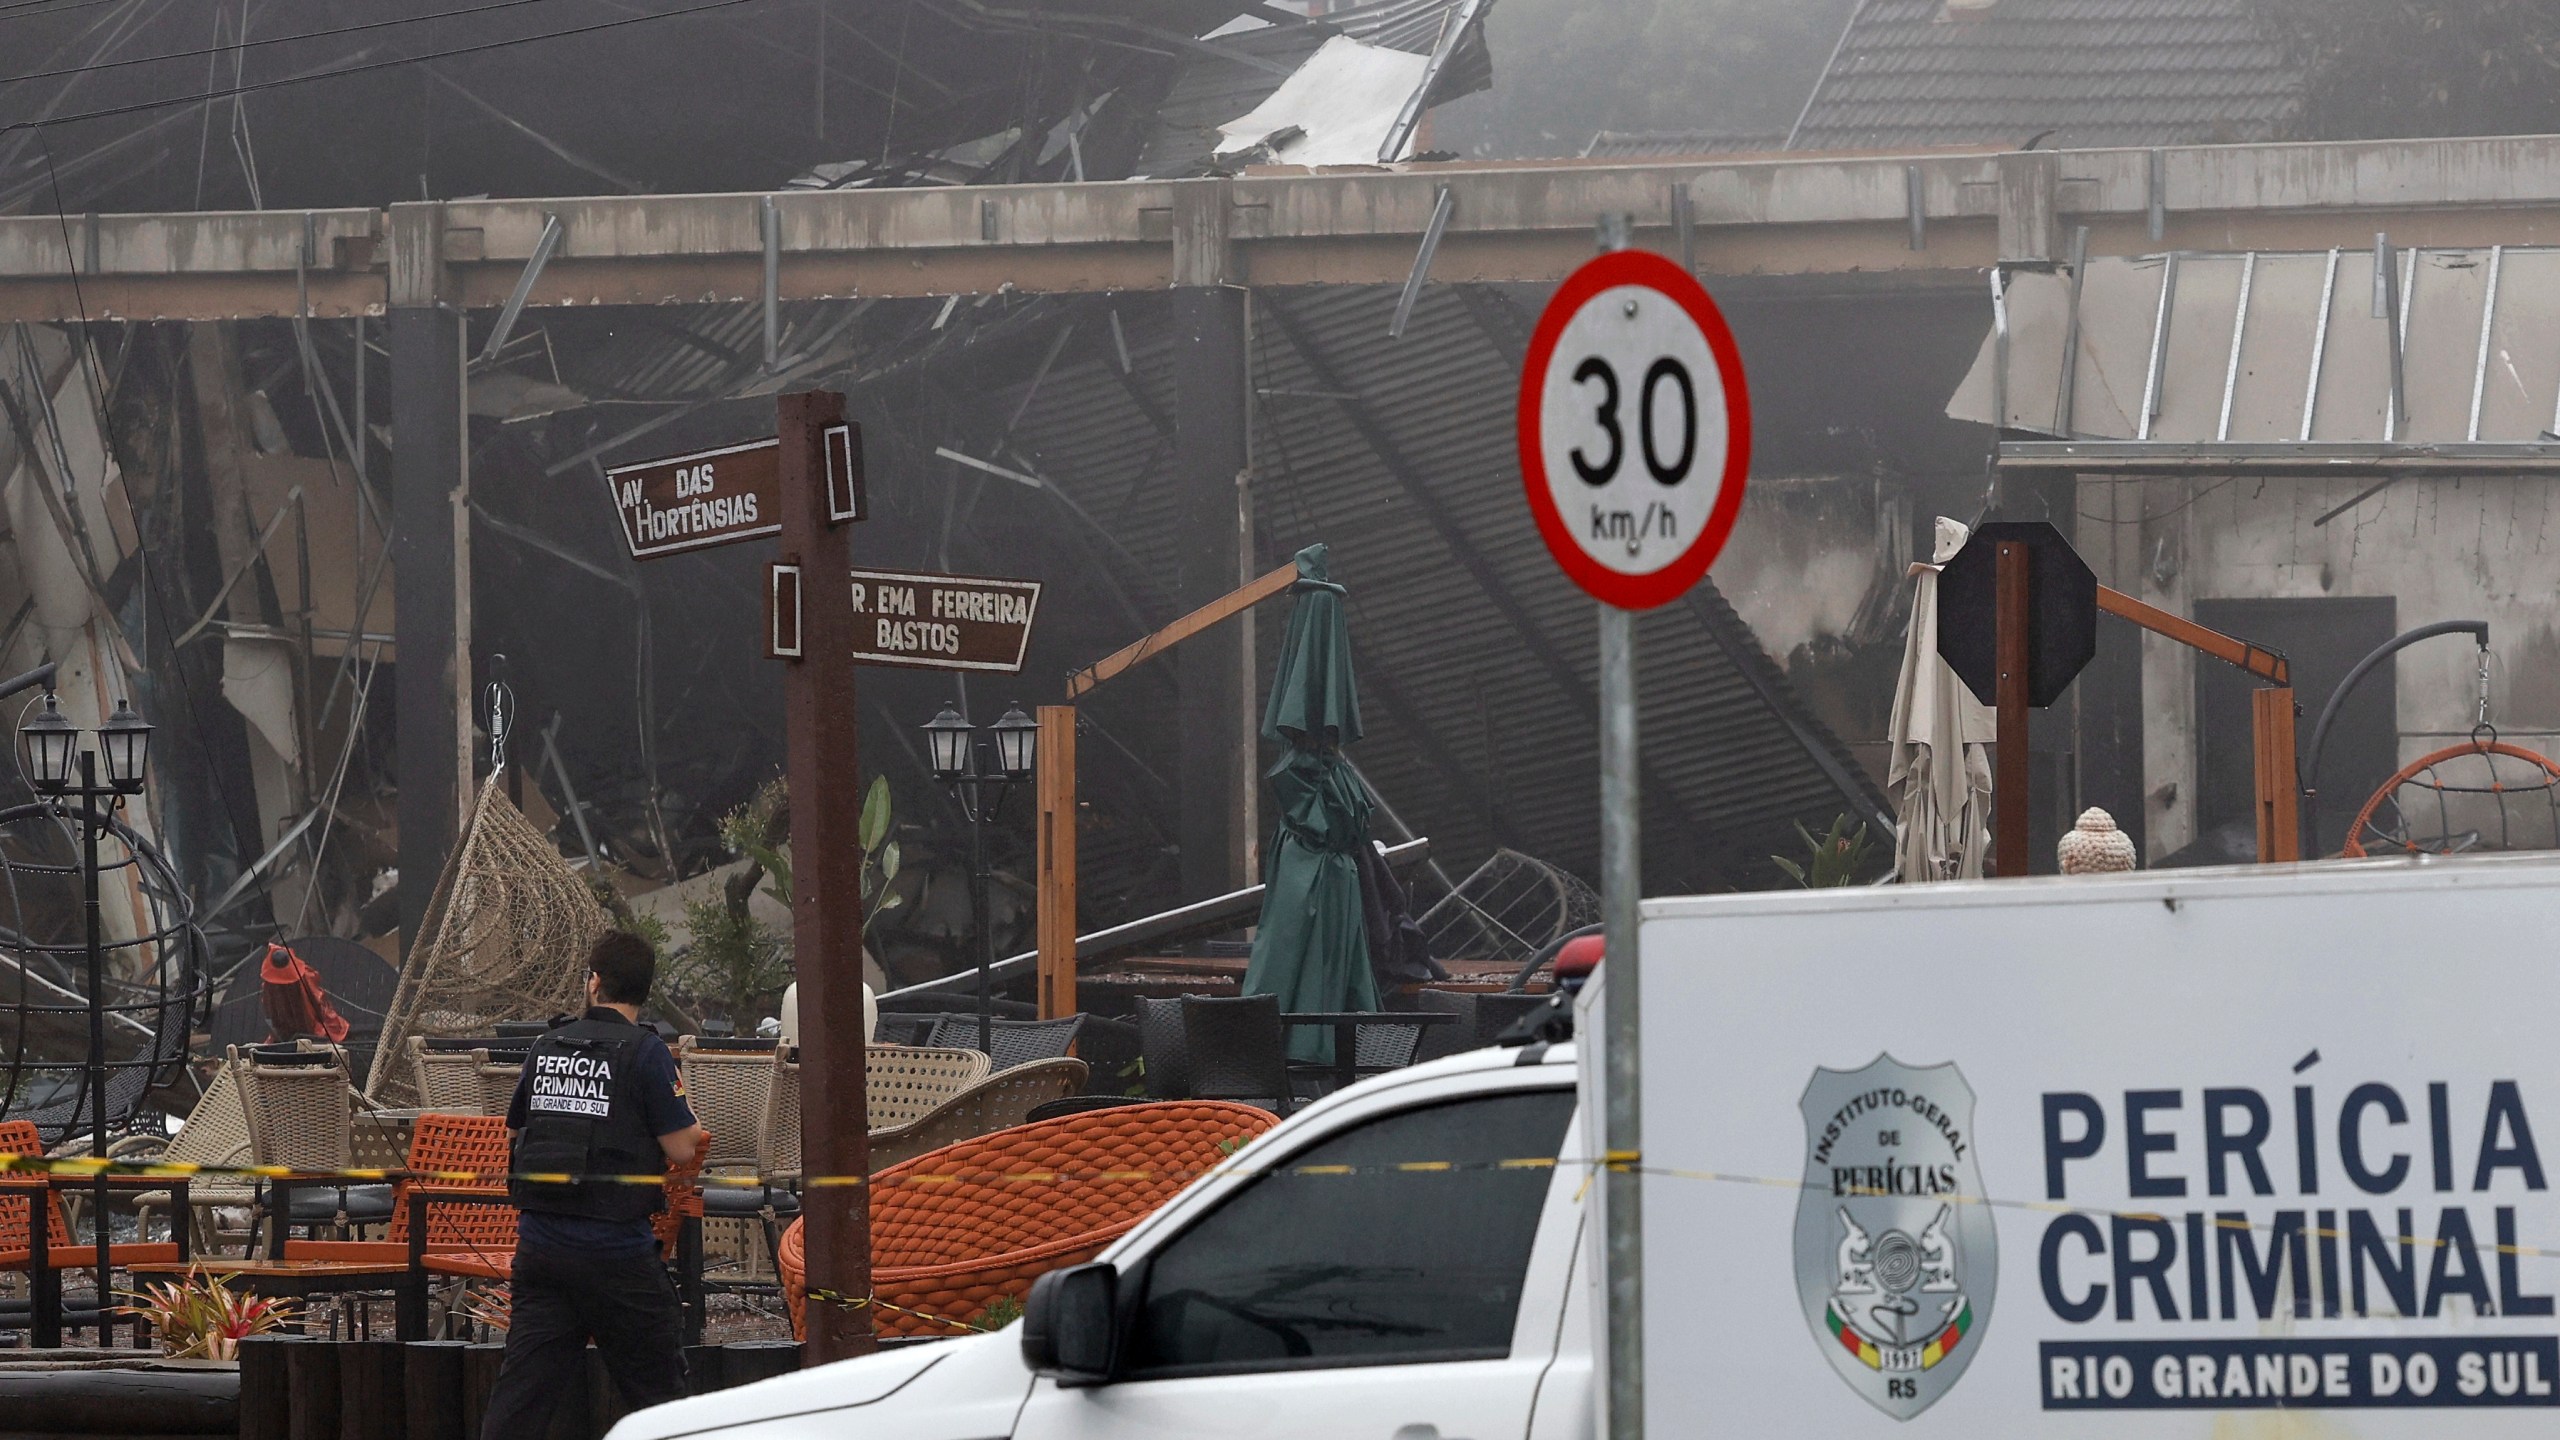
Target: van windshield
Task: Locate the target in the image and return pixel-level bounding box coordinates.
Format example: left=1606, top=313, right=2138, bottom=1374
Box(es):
left=1123, top=1086, right=1574, bottom=1378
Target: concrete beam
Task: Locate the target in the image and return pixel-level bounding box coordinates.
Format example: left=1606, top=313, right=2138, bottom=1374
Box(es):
left=15, top=136, right=2560, bottom=321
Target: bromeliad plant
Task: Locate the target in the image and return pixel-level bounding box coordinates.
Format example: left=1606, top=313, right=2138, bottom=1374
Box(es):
left=1772, top=814, right=1877, bottom=888
left=118, top=1270, right=297, bottom=1360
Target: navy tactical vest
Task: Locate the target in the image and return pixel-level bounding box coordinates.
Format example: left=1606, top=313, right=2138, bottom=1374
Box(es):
left=508, top=1013, right=664, bottom=1222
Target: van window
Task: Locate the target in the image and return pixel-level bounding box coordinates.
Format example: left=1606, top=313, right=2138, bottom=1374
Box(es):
left=1123, top=1087, right=1574, bottom=1378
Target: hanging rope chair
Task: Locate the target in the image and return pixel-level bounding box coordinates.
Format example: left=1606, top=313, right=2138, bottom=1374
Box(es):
left=364, top=776, right=610, bottom=1102
left=2341, top=729, right=2560, bottom=859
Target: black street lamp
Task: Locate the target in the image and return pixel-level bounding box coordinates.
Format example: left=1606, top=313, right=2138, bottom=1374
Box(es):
left=921, top=703, right=1037, bottom=1057
left=21, top=687, right=150, bottom=1306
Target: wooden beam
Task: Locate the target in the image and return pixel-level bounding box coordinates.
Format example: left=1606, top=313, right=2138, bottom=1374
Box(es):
left=2253, top=687, right=2302, bottom=863
left=1066, top=562, right=1295, bottom=697
left=2097, top=585, right=2290, bottom=687
left=1995, top=542, right=2031, bottom=878
left=1035, top=704, right=1077, bottom=1021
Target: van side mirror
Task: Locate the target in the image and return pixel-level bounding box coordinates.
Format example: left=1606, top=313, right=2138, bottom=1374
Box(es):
left=1022, top=1263, right=1120, bottom=1386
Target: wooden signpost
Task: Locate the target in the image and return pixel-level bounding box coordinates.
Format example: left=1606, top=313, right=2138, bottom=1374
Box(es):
left=610, top=398, right=875, bottom=1366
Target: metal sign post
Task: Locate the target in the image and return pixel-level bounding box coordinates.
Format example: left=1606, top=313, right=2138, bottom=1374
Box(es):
left=1517, top=240, right=1752, bottom=1440
left=1596, top=600, right=1643, bottom=1440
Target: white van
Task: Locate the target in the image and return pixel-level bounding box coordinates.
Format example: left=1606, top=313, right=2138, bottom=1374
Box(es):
left=614, top=1033, right=1595, bottom=1440
left=616, top=856, right=2560, bottom=1439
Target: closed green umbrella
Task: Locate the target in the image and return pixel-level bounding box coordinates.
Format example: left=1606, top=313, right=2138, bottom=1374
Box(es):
left=1241, top=543, right=1377, bottom=1065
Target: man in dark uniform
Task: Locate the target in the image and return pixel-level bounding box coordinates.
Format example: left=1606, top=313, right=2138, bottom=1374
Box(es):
left=480, top=931, right=704, bottom=1438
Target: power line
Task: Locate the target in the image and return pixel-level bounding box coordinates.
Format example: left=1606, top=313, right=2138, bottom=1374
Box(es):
left=0, top=0, right=132, bottom=29
left=0, top=0, right=767, bottom=134
left=1, top=0, right=599, bottom=89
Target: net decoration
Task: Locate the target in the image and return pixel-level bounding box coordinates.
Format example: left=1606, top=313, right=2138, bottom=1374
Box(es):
left=2341, top=729, right=2560, bottom=860
left=364, top=776, right=611, bottom=1102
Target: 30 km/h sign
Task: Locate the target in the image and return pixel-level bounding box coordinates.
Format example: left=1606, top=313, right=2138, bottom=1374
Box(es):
left=1517, top=247, right=1751, bottom=611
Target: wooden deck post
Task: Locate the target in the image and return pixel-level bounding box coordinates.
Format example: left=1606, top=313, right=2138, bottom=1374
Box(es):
left=2253, top=687, right=2301, bottom=862
left=1035, top=705, right=1077, bottom=1021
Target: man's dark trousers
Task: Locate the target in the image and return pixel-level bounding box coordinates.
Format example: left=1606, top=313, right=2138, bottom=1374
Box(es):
left=478, top=1246, right=689, bottom=1438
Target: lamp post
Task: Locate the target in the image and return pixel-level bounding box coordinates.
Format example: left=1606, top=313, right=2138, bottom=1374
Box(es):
left=921, top=703, right=1037, bottom=1056
left=21, top=690, right=151, bottom=1319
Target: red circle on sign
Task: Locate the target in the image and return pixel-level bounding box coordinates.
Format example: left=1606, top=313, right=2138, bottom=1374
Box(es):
left=1516, top=248, right=1752, bottom=611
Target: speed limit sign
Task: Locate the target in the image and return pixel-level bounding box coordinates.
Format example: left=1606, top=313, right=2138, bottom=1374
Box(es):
left=1517, top=248, right=1750, bottom=610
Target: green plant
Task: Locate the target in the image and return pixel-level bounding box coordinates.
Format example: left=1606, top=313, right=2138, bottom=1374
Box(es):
left=675, top=893, right=791, bottom=1030
left=1772, top=815, right=1875, bottom=889
left=722, top=780, right=793, bottom=908
left=118, top=1270, right=297, bottom=1359
left=978, top=1294, right=1025, bottom=1330
left=858, top=774, right=902, bottom=937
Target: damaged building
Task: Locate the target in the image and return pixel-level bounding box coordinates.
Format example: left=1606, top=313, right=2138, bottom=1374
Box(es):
left=0, top=0, right=1882, bottom=1118
left=3, top=0, right=2557, bottom=1135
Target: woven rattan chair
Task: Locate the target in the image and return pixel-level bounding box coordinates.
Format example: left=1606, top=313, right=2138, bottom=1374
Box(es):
left=679, top=1041, right=777, bottom=1175
left=1411, top=991, right=1553, bottom=1062
left=687, top=1042, right=797, bottom=1282
left=762, top=1046, right=801, bottom=1181
left=866, top=1045, right=991, bottom=1131
left=870, top=1013, right=936, bottom=1046
left=1135, top=997, right=1191, bottom=1099
left=779, top=1099, right=1278, bottom=1339
left=230, top=1045, right=394, bottom=1243
left=1180, top=995, right=1294, bottom=1111
left=474, top=1060, right=523, bottom=1117
left=867, top=1058, right=1091, bottom=1172
left=923, top=1014, right=1086, bottom=1071
left=410, top=1038, right=487, bottom=1113
left=128, top=1065, right=258, bottom=1253
left=1350, top=1020, right=1430, bottom=1073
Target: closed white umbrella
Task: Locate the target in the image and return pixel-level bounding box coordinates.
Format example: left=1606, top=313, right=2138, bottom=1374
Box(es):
left=1886, top=517, right=1996, bottom=882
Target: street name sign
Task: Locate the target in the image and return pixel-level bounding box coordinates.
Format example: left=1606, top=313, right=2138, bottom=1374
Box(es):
left=608, top=422, right=862, bottom=559
left=849, top=568, right=1040, bottom=673
left=1517, top=246, right=1752, bottom=610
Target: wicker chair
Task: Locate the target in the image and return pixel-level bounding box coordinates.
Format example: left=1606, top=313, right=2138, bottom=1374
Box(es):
left=411, top=1039, right=489, bottom=1114
left=923, top=1014, right=1086, bottom=1071
left=686, top=1042, right=796, bottom=1282
left=866, top=1045, right=991, bottom=1131
left=474, top=1060, right=524, bottom=1116
left=870, top=1014, right=936, bottom=1047
left=230, top=1044, right=394, bottom=1242
left=780, top=1099, right=1277, bottom=1339
left=1180, top=995, right=1294, bottom=1112
left=679, top=1042, right=777, bottom=1174
left=127, top=1064, right=258, bottom=1253
left=1135, top=997, right=1191, bottom=1099
left=867, top=1058, right=1090, bottom=1173
left=409, top=1038, right=529, bottom=1116
left=1411, top=992, right=1554, bottom=1062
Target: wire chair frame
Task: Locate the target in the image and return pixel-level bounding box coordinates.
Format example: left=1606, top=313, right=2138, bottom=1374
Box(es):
left=0, top=798, right=208, bottom=1146
left=2342, top=732, right=2560, bottom=859
left=1415, top=848, right=1598, bottom=967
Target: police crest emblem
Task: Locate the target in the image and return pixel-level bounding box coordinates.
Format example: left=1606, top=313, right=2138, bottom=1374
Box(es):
left=1794, top=1056, right=1995, bottom=1420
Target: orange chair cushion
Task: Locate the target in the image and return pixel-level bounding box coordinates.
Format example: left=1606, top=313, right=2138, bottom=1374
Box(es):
left=780, top=1101, right=1278, bottom=1339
